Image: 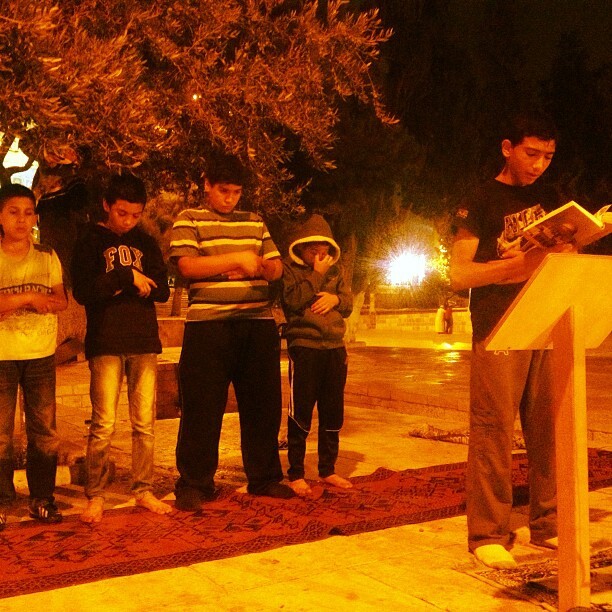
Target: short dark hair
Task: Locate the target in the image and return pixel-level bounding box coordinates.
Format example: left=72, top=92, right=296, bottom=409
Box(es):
left=0, top=183, right=36, bottom=210
left=104, top=173, right=147, bottom=206
left=205, top=155, right=249, bottom=187
left=503, top=111, right=558, bottom=146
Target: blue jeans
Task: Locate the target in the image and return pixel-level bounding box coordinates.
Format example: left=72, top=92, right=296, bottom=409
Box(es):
left=0, top=355, right=59, bottom=506
left=86, top=354, right=157, bottom=499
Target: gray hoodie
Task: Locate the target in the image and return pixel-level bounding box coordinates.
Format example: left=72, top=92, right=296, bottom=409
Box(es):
left=281, top=214, right=353, bottom=349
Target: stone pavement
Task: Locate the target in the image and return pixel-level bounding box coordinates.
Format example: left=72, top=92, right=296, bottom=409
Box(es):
left=2, top=328, right=611, bottom=611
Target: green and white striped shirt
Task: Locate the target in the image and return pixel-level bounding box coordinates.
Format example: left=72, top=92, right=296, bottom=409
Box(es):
left=169, top=207, right=280, bottom=322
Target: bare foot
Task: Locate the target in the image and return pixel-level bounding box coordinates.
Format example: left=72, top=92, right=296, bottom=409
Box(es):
left=320, top=474, right=353, bottom=489
left=135, top=491, right=173, bottom=515
left=80, top=497, right=105, bottom=523
left=288, top=479, right=313, bottom=497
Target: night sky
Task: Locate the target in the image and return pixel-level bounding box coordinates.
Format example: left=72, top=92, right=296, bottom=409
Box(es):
left=448, top=0, right=612, bottom=77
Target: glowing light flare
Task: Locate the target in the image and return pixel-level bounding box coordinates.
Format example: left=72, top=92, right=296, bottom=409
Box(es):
left=384, top=251, right=427, bottom=286
left=2, top=137, right=38, bottom=188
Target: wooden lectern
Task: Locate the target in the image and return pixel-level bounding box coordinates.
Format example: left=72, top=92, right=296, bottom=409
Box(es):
left=486, top=253, right=612, bottom=612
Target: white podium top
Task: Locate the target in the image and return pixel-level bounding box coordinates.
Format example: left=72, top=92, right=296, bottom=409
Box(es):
left=486, top=253, right=612, bottom=351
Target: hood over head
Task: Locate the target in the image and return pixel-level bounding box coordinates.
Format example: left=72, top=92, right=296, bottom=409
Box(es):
left=288, top=214, right=341, bottom=266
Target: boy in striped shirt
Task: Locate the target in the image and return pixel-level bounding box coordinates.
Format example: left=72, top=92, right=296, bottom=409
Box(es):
left=169, top=157, right=294, bottom=510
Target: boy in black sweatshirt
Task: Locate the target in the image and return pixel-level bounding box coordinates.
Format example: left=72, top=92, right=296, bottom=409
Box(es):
left=71, top=174, right=171, bottom=522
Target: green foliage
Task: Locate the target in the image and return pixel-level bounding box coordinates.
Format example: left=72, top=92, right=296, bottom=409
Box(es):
left=0, top=0, right=393, bottom=213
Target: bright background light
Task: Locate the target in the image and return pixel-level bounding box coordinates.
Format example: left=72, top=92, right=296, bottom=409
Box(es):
left=385, top=251, right=427, bottom=285
left=2, top=137, right=39, bottom=188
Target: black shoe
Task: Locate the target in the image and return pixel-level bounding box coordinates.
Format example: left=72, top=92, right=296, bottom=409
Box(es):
left=29, top=499, right=63, bottom=524
left=251, top=482, right=296, bottom=499
left=200, top=487, right=220, bottom=502
left=0, top=510, right=6, bottom=532
left=175, top=487, right=204, bottom=511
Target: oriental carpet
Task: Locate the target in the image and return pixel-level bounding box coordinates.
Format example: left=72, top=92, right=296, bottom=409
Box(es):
left=1, top=449, right=610, bottom=600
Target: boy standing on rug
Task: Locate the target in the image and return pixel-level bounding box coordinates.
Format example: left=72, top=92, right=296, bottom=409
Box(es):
left=0, top=184, right=67, bottom=530
left=450, top=111, right=576, bottom=569
left=168, top=156, right=294, bottom=510
left=71, top=174, right=172, bottom=523
left=281, top=214, right=353, bottom=497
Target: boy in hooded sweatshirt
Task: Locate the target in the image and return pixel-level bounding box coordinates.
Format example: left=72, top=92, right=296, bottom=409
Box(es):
left=281, top=214, right=353, bottom=497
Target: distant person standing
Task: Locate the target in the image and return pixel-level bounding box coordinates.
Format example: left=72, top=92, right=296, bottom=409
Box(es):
left=0, top=184, right=67, bottom=530
left=450, top=111, right=575, bottom=569
left=443, top=300, right=453, bottom=334
left=434, top=303, right=446, bottom=334
left=71, top=174, right=172, bottom=523
left=168, top=156, right=294, bottom=511
left=281, top=214, right=353, bottom=497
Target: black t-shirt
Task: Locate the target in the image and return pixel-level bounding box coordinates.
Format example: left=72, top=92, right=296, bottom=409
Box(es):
left=454, top=179, right=561, bottom=341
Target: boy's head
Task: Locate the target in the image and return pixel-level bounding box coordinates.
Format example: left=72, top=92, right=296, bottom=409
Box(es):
left=499, top=111, right=558, bottom=187
left=503, top=111, right=558, bottom=147
left=102, top=173, right=147, bottom=235
left=204, top=156, right=249, bottom=215
left=296, top=241, right=330, bottom=268
left=0, top=183, right=37, bottom=240
left=288, top=214, right=340, bottom=268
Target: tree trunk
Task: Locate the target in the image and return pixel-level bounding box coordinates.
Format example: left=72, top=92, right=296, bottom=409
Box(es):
left=170, top=285, right=184, bottom=317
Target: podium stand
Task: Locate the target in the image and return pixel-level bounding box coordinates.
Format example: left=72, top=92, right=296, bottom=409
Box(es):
left=486, top=253, right=612, bottom=612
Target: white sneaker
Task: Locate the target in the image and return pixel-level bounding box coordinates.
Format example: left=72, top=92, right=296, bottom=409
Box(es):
left=474, top=544, right=518, bottom=569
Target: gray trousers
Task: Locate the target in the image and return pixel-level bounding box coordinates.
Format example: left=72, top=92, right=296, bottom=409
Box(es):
left=467, top=341, right=557, bottom=551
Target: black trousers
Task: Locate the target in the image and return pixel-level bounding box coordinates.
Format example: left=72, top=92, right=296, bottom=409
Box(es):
left=176, top=319, right=283, bottom=495
left=287, top=346, right=347, bottom=480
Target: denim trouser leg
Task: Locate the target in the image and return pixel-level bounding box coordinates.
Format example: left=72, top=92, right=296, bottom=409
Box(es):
left=87, top=356, right=122, bottom=499
left=0, top=361, right=19, bottom=506
left=0, top=357, right=59, bottom=504
left=125, top=354, right=157, bottom=497
left=87, top=355, right=157, bottom=499
left=21, top=356, right=59, bottom=501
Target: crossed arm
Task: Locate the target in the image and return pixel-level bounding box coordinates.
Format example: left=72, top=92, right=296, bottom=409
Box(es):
left=177, top=251, right=282, bottom=282
left=0, top=284, right=67, bottom=315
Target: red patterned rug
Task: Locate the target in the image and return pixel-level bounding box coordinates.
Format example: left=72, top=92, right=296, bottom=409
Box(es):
left=1, top=449, right=610, bottom=600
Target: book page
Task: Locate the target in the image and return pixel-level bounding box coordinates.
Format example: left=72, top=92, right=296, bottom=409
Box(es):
left=521, top=201, right=608, bottom=249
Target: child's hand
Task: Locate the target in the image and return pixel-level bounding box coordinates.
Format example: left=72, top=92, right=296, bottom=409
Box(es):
left=311, top=292, right=340, bottom=315
left=313, top=254, right=333, bottom=276
left=132, top=269, right=158, bottom=297
left=233, top=251, right=262, bottom=277
left=224, top=267, right=247, bottom=280
left=28, top=293, right=64, bottom=314
left=498, top=244, right=560, bottom=285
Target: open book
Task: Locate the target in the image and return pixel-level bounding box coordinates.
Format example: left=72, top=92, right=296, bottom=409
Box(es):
left=521, top=201, right=612, bottom=250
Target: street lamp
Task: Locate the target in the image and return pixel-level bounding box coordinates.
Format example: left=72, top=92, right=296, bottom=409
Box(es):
left=384, top=250, right=427, bottom=286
